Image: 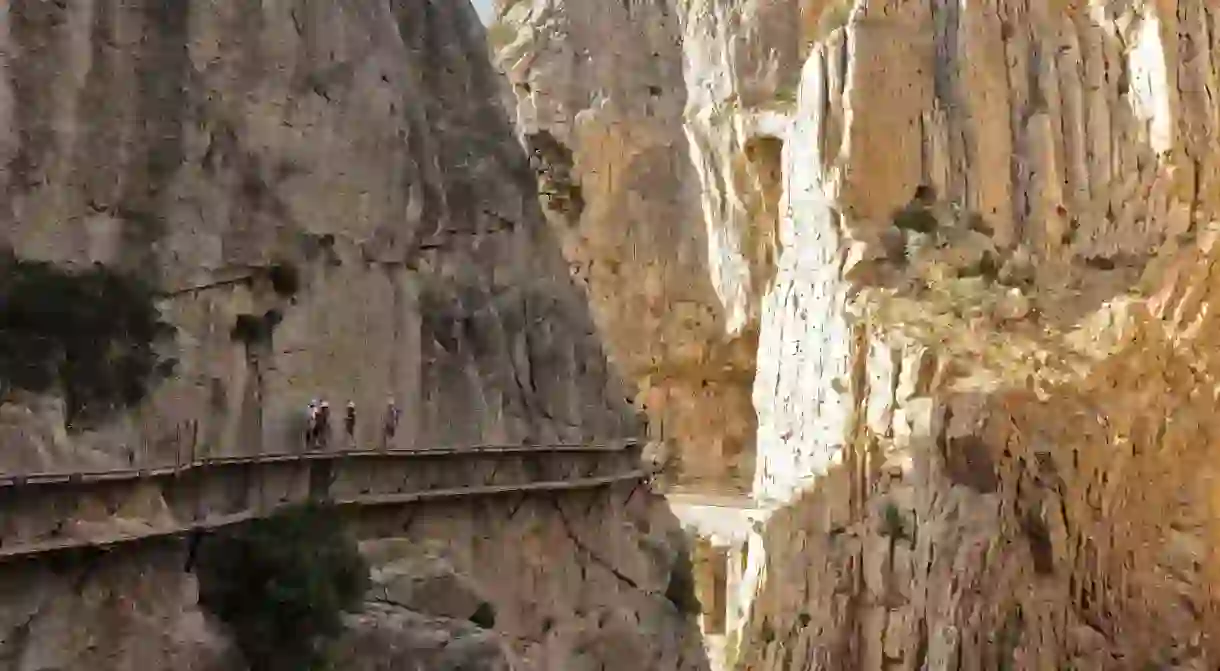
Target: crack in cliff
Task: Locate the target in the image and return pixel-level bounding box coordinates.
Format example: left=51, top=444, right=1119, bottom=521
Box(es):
left=415, top=211, right=517, bottom=250
left=548, top=496, right=642, bottom=592
left=843, top=322, right=871, bottom=668
left=0, top=607, right=39, bottom=665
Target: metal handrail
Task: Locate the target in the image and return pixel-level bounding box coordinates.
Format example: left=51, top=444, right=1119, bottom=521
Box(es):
left=0, top=469, right=647, bottom=561
left=0, top=437, right=642, bottom=488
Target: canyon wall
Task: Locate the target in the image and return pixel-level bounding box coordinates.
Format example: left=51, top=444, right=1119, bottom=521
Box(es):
left=0, top=485, right=707, bottom=671
left=496, top=0, right=1220, bottom=668
left=494, top=0, right=761, bottom=492
left=0, top=1, right=709, bottom=669
left=0, top=0, right=636, bottom=474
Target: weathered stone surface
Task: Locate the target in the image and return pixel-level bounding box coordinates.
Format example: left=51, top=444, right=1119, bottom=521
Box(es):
left=0, top=0, right=637, bottom=475
left=499, top=0, right=1220, bottom=668
left=0, top=446, right=642, bottom=556
left=363, top=540, right=490, bottom=621
left=0, top=1, right=708, bottom=669
left=0, top=485, right=710, bottom=671
left=354, top=486, right=709, bottom=670
left=334, top=603, right=519, bottom=671
left=0, top=549, right=236, bottom=671
left=493, top=0, right=761, bottom=492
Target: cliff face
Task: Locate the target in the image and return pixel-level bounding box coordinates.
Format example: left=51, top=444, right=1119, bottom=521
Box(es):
left=494, top=0, right=761, bottom=492
left=348, top=489, right=708, bottom=670
left=0, top=486, right=707, bottom=671
left=497, top=0, right=1220, bottom=667
left=0, top=0, right=635, bottom=473
left=0, top=1, right=709, bottom=669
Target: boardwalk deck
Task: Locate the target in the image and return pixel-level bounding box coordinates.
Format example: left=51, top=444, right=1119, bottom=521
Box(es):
left=0, top=439, right=639, bottom=488
left=0, top=439, right=645, bottom=561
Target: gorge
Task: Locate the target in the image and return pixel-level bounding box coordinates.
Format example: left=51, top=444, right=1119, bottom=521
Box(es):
left=2, top=0, right=1220, bottom=670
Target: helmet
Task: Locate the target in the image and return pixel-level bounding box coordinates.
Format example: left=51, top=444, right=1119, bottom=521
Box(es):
left=347, top=401, right=356, bottom=408
left=320, top=401, right=329, bottom=408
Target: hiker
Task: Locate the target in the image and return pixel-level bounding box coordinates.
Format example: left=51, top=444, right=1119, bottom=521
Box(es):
left=345, top=401, right=357, bottom=445
left=305, top=400, right=318, bottom=450
left=383, top=397, right=400, bottom=448
left=316, top=400, right=331, bottom=449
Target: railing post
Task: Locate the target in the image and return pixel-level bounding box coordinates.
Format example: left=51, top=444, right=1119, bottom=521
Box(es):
left=308, top=460, right=334, bottom=503
left=625, top=437, right=644, bottom=464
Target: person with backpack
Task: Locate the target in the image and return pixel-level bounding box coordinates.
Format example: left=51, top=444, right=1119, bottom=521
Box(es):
left=383, top=397, right=400, bottom=449
left=305, top=400, right=319, bottom=450
left=316, top=400, right=331, bottom=449
left=344, top=401, right=357, bottom=447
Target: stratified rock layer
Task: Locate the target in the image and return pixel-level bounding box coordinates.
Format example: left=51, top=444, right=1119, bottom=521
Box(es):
left=499, top=0, right=1220, bottom=667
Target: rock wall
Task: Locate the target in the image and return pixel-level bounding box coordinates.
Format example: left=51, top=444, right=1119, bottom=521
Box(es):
left=494, top=0, right=761, bottom=492
left=0, top=486, right=708, bottom=671
left=0, top=1, right=711, bottom=669
left=498, top=0, right=1220, bottom=668
left=352, top=485, right=708, bottom=670
left=0, top=548, right=236, bottom=670
left=0, top=0, right=636, bottom=474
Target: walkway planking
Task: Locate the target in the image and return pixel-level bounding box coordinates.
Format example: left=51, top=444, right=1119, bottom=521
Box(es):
left=0, top=439, right=640, bottom=488
left=0, top=439, right=645, bottom=562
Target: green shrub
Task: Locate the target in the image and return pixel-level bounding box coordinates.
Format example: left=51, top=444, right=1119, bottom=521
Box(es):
left=995, top=606, right=1023, bottom=671
left=470, top=601, right=497, bottom=629
left=664, top=536, right=702, bottom=616
left=0, top=250, right=175, bottom=428
left=486, top=21, right=517, bottom=51
left=759, top=617, right=775, bottom=643
left=724, top=628, right=741, bottom=669
left=770, top=85, right=799, bottom=108
left=816, top=0, right=853, bottom=39
left=892, top=205, right=939, bottom=234
left=197, top=503, right=370, bottom=671
left=230, top=310, right=283, bottom=346
left=880, top=501, right=909, bottom=540
left=266, top=260, right=301, bottom=298
left=230, top=314, right=265, bottom=344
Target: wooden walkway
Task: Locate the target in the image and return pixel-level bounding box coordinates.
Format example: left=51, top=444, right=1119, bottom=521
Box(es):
left=0, top=439, right=638, bottom=488
left=0, top=439, right=645, bottom=561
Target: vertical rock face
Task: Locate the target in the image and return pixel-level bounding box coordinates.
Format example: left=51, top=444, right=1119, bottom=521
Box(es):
left=0, top=0, right=637, bottom=473
left=0, top=549, right=237, bottom=670
left=0, top=485, right=712, bottom=671
left=349, top=488, right=709, bottom=670
left=0, top=2, right=712, bottom=670
left=495, top=0, right=762, bottom=492
left=500, top=0, right=1220, bottom=667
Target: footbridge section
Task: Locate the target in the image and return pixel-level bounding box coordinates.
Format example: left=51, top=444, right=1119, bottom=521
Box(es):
left=0, top=440, right=645, bottom=560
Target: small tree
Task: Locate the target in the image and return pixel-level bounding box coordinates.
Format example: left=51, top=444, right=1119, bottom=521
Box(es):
left=229, top=310, right=283, bottom=347
left=0, top=251, right=176, bottom=427
left=664, top=529, right=702, bottom=616
left=266, top=260, right=301, bottom=298
left=197, top=504, right=370, bottom=671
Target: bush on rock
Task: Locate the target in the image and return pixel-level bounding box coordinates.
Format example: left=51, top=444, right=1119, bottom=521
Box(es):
left=0, top=250, right=176, bottom=428
left=197, top=503, right=370, bottom=671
